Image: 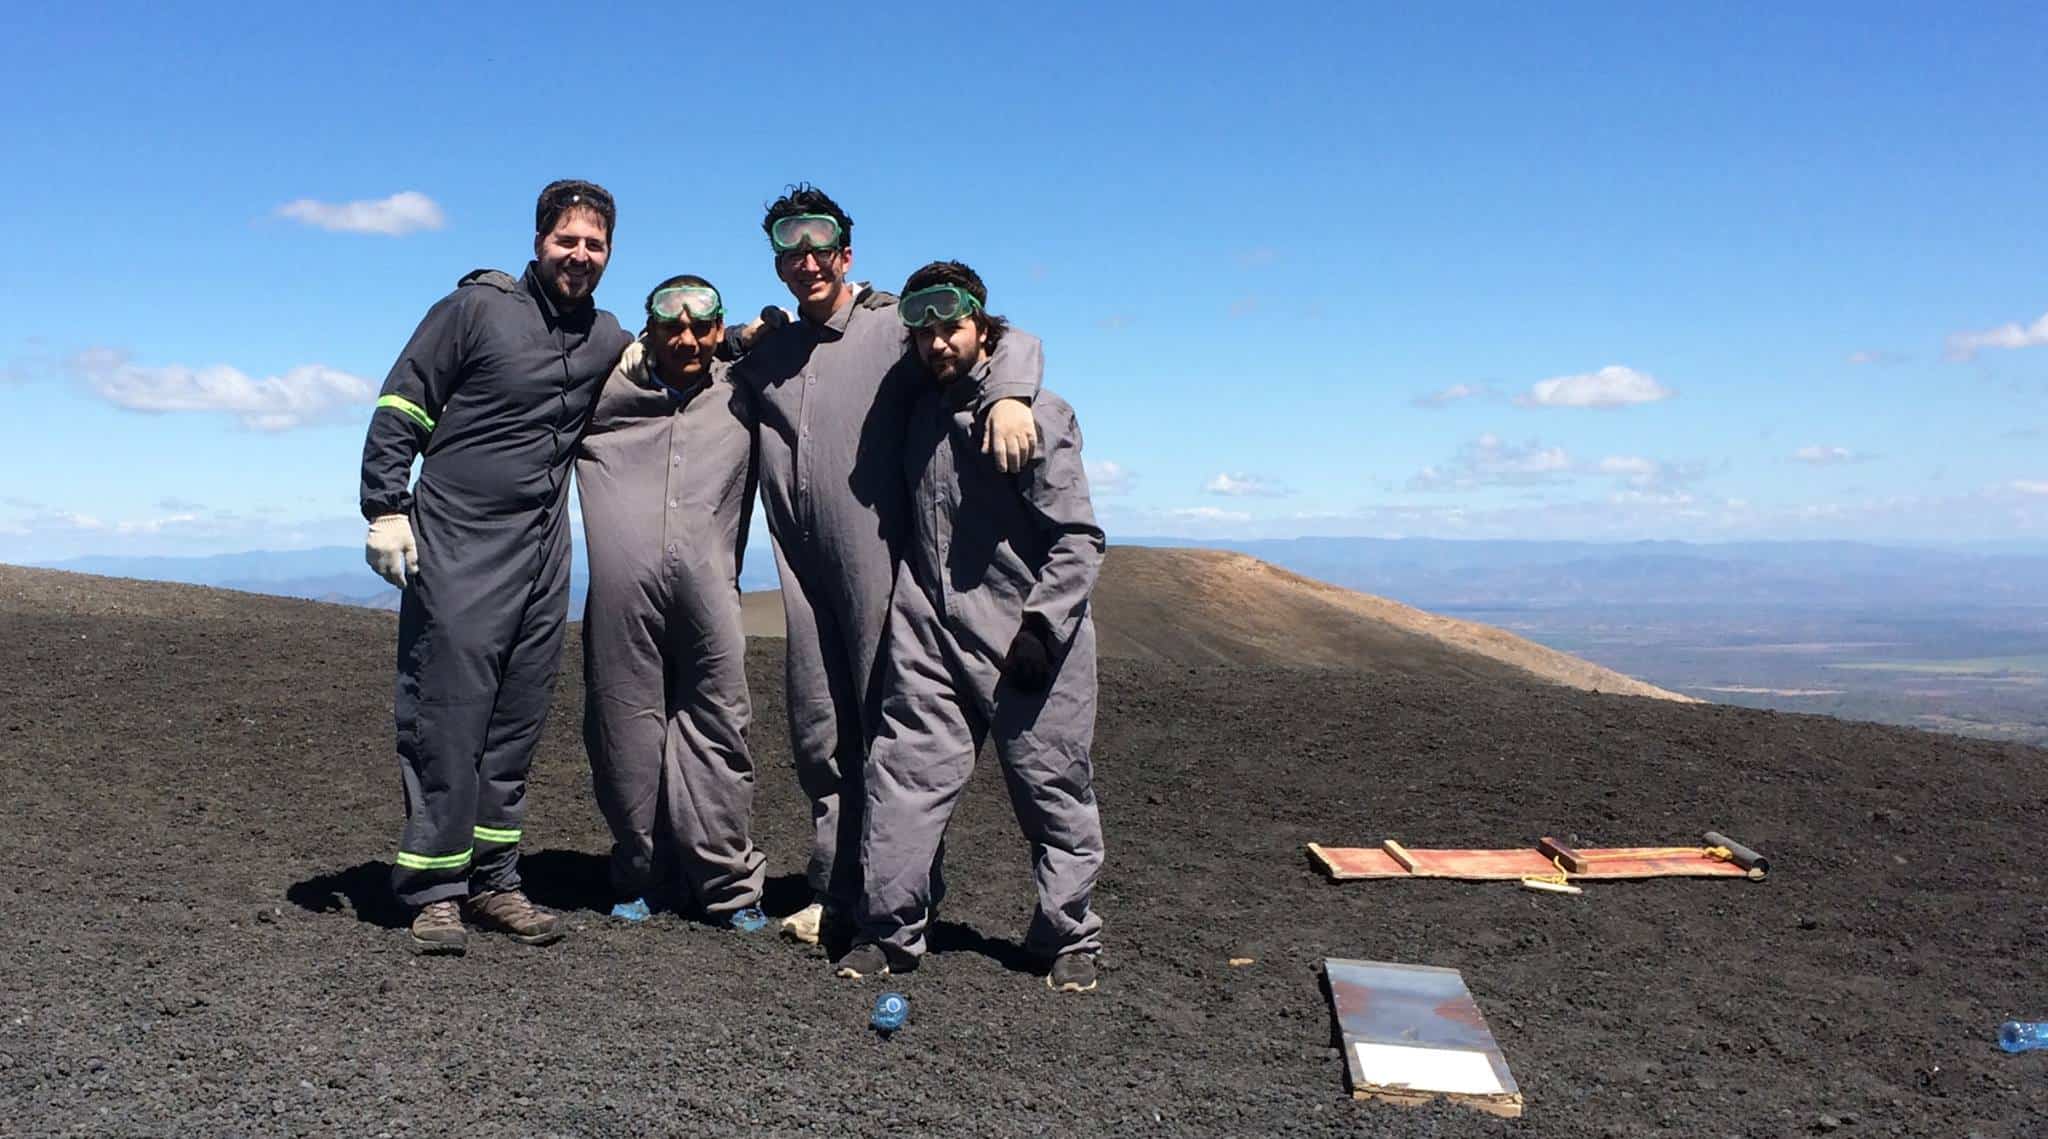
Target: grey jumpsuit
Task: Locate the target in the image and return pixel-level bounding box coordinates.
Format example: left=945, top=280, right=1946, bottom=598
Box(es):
left=730, top=289, right=1041, bottom=910
left=360, top=265, right=630, bottom=909
left=857, top=377, right=1106, bottom=962
left=575, top=340, right=765, bottom=915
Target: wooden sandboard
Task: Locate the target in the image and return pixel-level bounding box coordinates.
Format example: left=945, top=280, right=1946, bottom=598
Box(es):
left=1307, top=842, right=1763, bottom=882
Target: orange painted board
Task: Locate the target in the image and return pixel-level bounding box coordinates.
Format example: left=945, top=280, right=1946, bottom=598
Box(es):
left=1307, top=842, right=1761, bottom=881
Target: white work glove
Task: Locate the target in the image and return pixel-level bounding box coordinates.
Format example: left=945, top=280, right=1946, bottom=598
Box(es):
left=983, top=398, right=1040, bottom=474
left=617, top=336, right=649, bottom=381
left=365, top=513, right=418, bottom=589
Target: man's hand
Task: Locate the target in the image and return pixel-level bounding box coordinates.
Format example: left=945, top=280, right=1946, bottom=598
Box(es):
left=1001, top=613, right=1057, bottom=693
left=617, top=336, right=649, bottom=381
left=983, top=398, right=1039, bottom=474
left=365, top=514, right=418, bottom=589
left=735, top=306, right=791, bottom=350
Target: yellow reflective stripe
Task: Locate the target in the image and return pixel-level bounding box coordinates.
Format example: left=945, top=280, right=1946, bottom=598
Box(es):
left=394, top=847, right=472, bottom=871
left=376, top=394, right=436, bottom=432
left=473, top=825, right=522, bottom=845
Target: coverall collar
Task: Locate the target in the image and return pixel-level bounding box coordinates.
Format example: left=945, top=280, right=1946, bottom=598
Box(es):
left=808, top=284, right=865, bottom=336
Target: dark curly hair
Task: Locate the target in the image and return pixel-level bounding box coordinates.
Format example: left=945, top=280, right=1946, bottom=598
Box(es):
left=762, top=183, right=853, bottom=249
left=536, top=179, right=616, bottom=241
left=902, top=260, right=1007, bottom=350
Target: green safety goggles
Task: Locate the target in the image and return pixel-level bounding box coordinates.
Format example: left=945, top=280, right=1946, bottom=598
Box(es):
left=769, top=214, right=844, bottom=255
left=649, top=285, right=724, bottom=323
left=897, top=284, right=983, bottom=328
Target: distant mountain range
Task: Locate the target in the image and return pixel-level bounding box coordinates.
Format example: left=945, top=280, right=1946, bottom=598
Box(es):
left=23, top=536, right=2048, bottom=612
left=1121, top=537, right=2048, bottom=608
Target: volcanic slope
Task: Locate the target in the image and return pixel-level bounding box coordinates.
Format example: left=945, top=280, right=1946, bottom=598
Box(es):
left=2, top=565, right=2044, bottom=1138
left=747, top=545, right=1687, bottom=699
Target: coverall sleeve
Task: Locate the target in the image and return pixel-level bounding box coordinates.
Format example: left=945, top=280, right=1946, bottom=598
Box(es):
left=359, top=292, right=468, bottom=518
left=1018, top=398, right=1105, bottom=647
left=973, top=327, right=1043, bottom=412
left=731, top=379, right=762, bottom=581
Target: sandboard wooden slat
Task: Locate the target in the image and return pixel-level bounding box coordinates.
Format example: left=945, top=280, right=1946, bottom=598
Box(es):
left=1307, top=842, right=1761, bottom=881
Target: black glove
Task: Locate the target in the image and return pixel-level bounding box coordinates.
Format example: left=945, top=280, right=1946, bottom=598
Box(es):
left=1001, top=613, right=1057, bottom=693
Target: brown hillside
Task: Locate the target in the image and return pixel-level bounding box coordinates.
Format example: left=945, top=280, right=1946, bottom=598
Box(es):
left=1093, top=547, right=1688, bottom=699
left=748, top=546, right=1686, bottom=700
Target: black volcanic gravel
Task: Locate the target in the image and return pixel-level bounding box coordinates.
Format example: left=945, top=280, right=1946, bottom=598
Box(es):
left=1, top=567, right=2044, bottom=1137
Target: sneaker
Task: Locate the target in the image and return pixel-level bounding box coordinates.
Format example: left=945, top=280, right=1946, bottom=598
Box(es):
left=609, top=897, right=652, bottom=923
left=466, top=889, right=565, bottom=946
left=1047, top=952, right=1099, bottom=993
left=727, top=906, right=768, bottom=933
left=833, top=942, right=891, bottom=980
left=408, top=900, right=467, bottom=956
left=779, top=901, right=824, bottom=944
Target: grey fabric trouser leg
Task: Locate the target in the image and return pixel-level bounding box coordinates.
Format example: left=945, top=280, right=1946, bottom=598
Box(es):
left=774, top=544, right=872, bottom=912
left=583, top=581, right=764, bottom=914
left=391, top=525, right=567, bottom=908
left=859, top=593, right=1104, bottom=961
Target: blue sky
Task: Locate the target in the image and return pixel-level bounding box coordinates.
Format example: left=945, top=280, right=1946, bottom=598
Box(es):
left=3, top=1, right=2046, bottom=562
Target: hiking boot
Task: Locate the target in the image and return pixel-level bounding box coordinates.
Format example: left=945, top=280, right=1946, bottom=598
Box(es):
left=466, top=889, right=564, bottom=946
left=779, top=901, right=824, bottom=944
left=833, top=942, right=891, bottom=980
left=1047, top=952, right=1100, bottom=993
left=409, top=900, right=467, bottom=956
left=727, top=906, right=769, bottom=933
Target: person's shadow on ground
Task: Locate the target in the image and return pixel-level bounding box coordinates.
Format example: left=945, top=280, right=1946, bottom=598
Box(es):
left=287, top=855, right=819, bottom=926
left=928, top=919, right=1038, bottom=975
left=285, top=861, right=407, bottom=929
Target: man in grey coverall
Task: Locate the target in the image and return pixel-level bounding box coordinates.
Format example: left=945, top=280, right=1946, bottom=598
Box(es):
left=833, top=260, right=1107, bottom=993
left=360, top=181, right=632, bottom=955
left=575, top=275, right=768, bottom=931
left=730, top=185, right=1044, bottom=944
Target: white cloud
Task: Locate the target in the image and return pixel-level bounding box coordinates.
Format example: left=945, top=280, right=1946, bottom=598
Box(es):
left=71, top=348, right=377, bottom=431
left=1411, top=382, right=1485, bottom=408
left=1170, top=506, right=1252, bottom=523
left=1411, top=433, right=1574, bottom=491
left=1203, top=472, right=1288, bottom=497
left=1597, top=455, right=1657, bottom=477
left=2012, top=480, right=2048, bottom=496
left=1519, top=364, right=1673, bottom=409
left=0, top=503, right=367, bottom=562
left=1947, top=309, right=2048, bottom=361
left=1793, top=444, right=1867, bottom=465
left=1086, top=460, right=1137, bottom=495
left=274, top=190, right=446, bottom=236
left=1847, top=349, right=1906, bottom=366
left=1601, top=454, right=1711, bottom=492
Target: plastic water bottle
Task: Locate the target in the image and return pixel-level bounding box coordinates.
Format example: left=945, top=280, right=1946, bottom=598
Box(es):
left=871, top=992, right=908, bottom=1035
left=1998, top=1021, right=2048, bottom=1053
